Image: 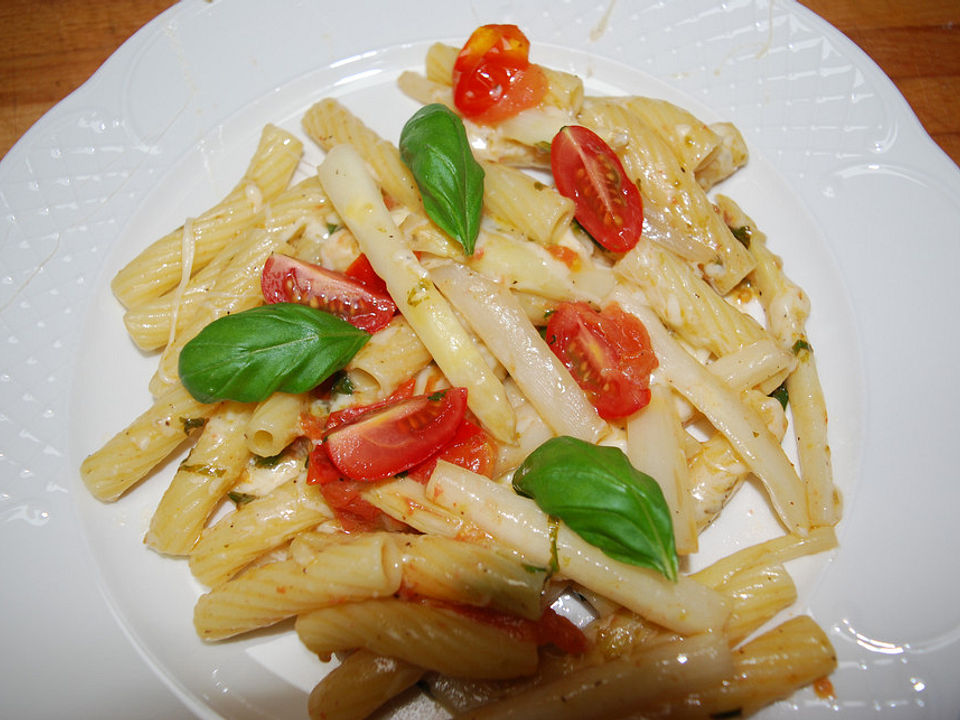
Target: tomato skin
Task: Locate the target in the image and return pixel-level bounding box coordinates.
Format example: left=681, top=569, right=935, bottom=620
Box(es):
left=545, top=302, right=657, bottom=420
left=453, top=24, right=548, bottom=124
left=324, top=387, right=468, bottom=481
left=551, top=125, right=644, bottom=253
left=344, top=253, right=390, bottom=297
left=306, top=442, right=342, bottom=485
left=404, top=419, right=497, bottom=483
left=324, top=377, right=417, bottom=435
left=317, top=477, right=387, bottom=533
left=261, top=253, right=396, bottom=333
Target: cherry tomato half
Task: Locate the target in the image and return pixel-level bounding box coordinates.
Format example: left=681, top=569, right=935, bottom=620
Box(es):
left=324, top=387, right=468, bottom=481
left=545, top=302, right=657, bottom=420
left=550, top=125, right=644, bottom=253
left=261, top=253, right=396, bottom=333
left=453, top=24, right=548, bottom=124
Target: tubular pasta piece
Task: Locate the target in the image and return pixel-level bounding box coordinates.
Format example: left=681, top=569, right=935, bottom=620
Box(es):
left=308, top=649, right=425, bottom=720
left=194, top=532, right=402, bottom=640
left=189, top=477, right=331, bottom=588
left=296, top=598, right=539, bottom=680
left=145, top=401, right=254, bottom=555
left=80, top=383, right=219, bottom=502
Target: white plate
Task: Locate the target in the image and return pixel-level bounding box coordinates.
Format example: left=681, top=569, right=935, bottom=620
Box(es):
left=2, top=1, right=959, bottom=717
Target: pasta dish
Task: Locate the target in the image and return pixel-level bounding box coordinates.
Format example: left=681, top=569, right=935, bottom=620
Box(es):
left=80, top=25, right=841, bottom=719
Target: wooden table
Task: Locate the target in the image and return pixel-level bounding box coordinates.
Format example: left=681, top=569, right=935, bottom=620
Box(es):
left=1, top=0, right=958, bottom=166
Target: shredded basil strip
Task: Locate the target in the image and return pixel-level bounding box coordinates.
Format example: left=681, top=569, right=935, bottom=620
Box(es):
left=399, top=103, right=484, bottom=255
left=513, top=436, right=679, bottom=582
left=178, top=303, right=370, bottom=403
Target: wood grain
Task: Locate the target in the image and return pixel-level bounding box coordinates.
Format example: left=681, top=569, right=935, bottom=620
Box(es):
left=0, top=0, right=958, bottom=166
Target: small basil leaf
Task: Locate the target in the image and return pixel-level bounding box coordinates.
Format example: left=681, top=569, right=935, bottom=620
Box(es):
left=399, top=103, right=484, bottom=255
left=513, top=436, right=678, bottom=582
left=178, top=303, right=369, bottom=403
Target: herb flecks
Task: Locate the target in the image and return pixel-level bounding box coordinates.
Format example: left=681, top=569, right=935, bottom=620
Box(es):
left=731, top=225, right=752, bottom=247
left=181, top=417, right=207, bottom=434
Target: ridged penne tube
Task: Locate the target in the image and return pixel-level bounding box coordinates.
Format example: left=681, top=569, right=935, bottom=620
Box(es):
left=427, top=462, right=729, bottom=635
left=717, top=195, right=839, bottom=528
left=459, top=633, right=733, bottom=720
left=609, top=285, right=810, bottom=535
left=193, top=533, right=402, bottom=640
left=398, top=535, right=547, bottom=619
left=307, top=650, right=425, bottom=720
left=122, top=238, right=235, bottom=352
left=344, top=316, right=432, bottom=398
left=579, top=98, right=754, bottom=294
left=80, top=383, right=219, bottom=502
left=295, top=598, right=539, bottom=679
left=480, top=161, right=575, bottom=246
left=620, top=96, right=721, bottom=173
left=696, top=122, right=749, bottom=192
left=615, top=235, right=768, bottom=358
left=318, top=143, right=516, bottom=443
left=672, top=616, right=837, bottom=718
left=145, top=401, right=254, bottom=555
left=122, top=176, right=330, bottom=351
left=430, top=261, right=605, bottom=443
left=189, top=477, right=331, bottom=588
left=719, top=563, right=797, bottom=647
left=626, top=385, right=697, bottom=555
left=111, top=124, right=302, bottom=309
left=691, top=526, right=837, bottom=590
left=244, top=392, right=308, bottom=458
left=302, top=98, right=422, bottom=212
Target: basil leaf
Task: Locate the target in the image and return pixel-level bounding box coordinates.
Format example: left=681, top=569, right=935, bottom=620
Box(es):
left=178, top=303, right=369, bottom=403
left=513, top=436, right=678, bottom=581
left=399, top=103, right=484, bottom=255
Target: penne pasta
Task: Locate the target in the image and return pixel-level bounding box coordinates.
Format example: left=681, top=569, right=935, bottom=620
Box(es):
left=145, top=401, right=254, bottom=555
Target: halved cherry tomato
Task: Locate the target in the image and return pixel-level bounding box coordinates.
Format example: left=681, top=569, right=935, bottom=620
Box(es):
left=261, top=253, right=396, bottom=333
left=550, top=125, right=644, bottom=253
left=324, top=387, right=468, bottom=481
left=545, top=301, right=657, bottom=420
left=405, top=418, right=497, bottom=483
left=453, top=24, right=548, bottom=124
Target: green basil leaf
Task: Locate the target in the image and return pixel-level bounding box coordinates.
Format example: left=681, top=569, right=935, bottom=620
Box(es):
left=513, top=436, right=678, bottom=581
left=399, top=103, right=484, bottom=255
left=178, top=303, right=369, bottom=403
